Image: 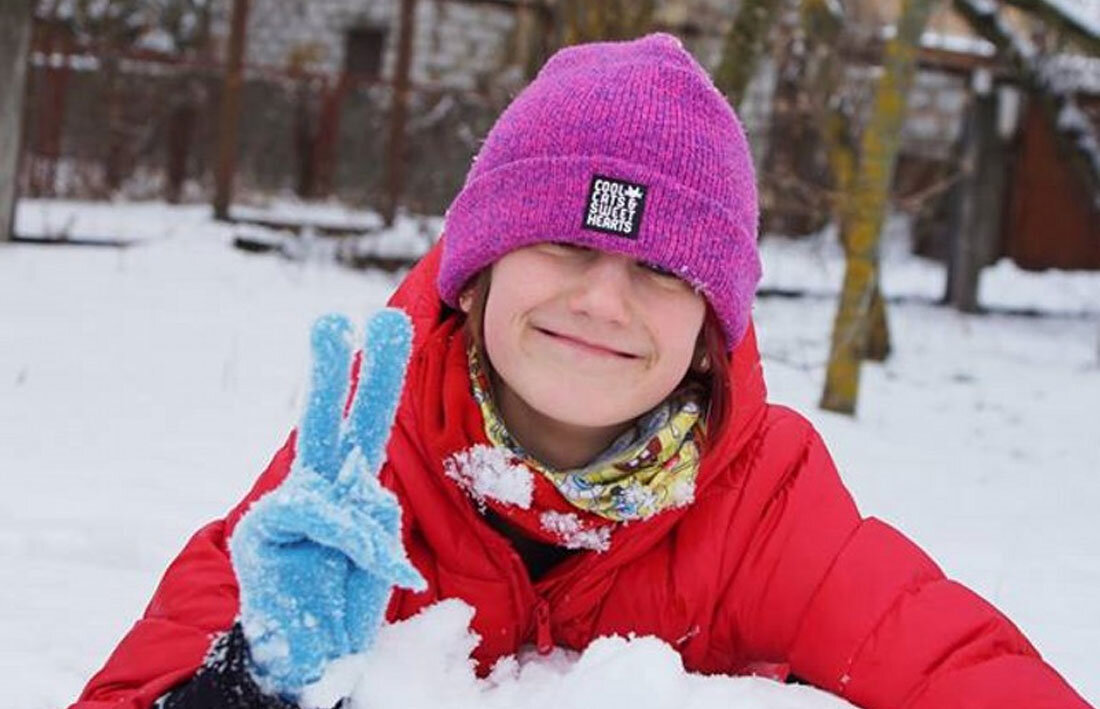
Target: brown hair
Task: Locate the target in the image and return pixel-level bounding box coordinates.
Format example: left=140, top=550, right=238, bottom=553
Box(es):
left=454, top=268, right=732, bottom=458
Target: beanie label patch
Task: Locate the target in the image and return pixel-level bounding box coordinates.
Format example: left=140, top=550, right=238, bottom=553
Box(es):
left=582, top=175, right=647, bottom=239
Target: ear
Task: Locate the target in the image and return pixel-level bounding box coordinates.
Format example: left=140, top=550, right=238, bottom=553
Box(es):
left=689, top=351, right=710, bottom=374
left=690, top=332, right=709, bottom=373
left=458, top=287, right=474, bottom=314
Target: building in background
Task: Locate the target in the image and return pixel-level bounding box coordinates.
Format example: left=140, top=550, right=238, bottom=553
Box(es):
left=18, top=0, right=1100, bottom=269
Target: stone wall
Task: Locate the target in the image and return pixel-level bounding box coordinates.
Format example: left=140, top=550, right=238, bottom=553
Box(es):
left=211, top=0, right=516, bottom=89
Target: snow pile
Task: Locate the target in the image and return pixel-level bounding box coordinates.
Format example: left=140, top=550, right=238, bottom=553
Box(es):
left=299, top=600, right=856, bottom=709
left=444, top=444, right=535, bottom=510
left=760, top=214, right=1100, bottom=315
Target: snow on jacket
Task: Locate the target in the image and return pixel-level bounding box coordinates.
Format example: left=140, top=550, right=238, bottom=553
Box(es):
left=73, top=239, right=1089, bottom=709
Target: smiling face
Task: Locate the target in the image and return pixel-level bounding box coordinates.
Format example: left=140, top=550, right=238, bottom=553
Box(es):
left=470, top=243, right=706, bottom=438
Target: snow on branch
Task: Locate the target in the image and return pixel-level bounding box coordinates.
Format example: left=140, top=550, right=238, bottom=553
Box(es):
left=954, top=0, right=1100, bottom=212
left=1001, top=0, right=1100, bottom=54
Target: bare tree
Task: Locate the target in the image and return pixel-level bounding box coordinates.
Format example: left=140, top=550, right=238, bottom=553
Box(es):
left=1, top=0, right=34, bottom=241
left=805, top=0, right=893, bottom=361
left=820, top=0, right=937, bottom=414
left=553, top=0, right=656, bottom=47
left=714, top=0, right=786, bottom=108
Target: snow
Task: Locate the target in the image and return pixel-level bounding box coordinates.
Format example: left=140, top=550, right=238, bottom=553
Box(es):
left=1044, top=53, right=1100, bottom=95
left=538, top=511, right=611, bottom=553
left=760, top=215, right=1100, bottom=315
left=919, top=30, right=996, bottom=57
left=877, top=24, right=997, bottom=57
left=303, top=600, right=856, bottom=709
left=444, top=444, right=535, bottom=510
left=1057, top=101, right=1100, bottom=181
left=1044, top=0, right=1100, bottom=39
left=2, top=199, right=1098, bottom=707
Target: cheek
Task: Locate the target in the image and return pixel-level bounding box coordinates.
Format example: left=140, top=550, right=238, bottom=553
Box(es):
left=481, top=293, right=513, bottom=367
left=481, top=277, right=533, bottom=369
left=482, top=255, right=560, bottom=346
left=651, top=300, right=705, bottom=367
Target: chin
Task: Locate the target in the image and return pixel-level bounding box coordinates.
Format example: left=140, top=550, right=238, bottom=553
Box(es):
left=545, top=408, right=636, bottom=429
left=527, top=388, right=646, bottom=428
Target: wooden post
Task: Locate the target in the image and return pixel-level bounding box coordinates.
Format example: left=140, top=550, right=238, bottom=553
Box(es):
left=1, top=0, right=34, bottom=241
left=313, top=76, right=349, bottom=198
left=947, top=68, right=1006, bottom=313
left=165, top=99, right=197, bottom=204
left=31, top=19, right=69, bottom=197
left=213, top=0, right=250, bottom=221
left=382, top=0, right=418, bottom=228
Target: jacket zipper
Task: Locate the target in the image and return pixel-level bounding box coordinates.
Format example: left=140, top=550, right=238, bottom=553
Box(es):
left=534, top=597, right=553, bottom=654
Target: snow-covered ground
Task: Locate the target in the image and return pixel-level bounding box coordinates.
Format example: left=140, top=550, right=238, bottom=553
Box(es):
left=1, top=199, right=1097, bottom=708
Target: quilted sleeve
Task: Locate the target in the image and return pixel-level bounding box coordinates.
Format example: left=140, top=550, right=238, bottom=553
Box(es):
left=726, top=412, right=1088, bottom=707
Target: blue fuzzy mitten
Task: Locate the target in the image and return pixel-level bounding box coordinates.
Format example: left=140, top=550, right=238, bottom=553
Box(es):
left=229, top=309, right=427, bottom=700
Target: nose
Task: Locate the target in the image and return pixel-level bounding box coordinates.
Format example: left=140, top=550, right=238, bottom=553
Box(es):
left=565, top=253, right=634, bottom=325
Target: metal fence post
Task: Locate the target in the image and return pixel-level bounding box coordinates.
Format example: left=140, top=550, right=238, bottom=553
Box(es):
left=213, top=0, right=250, bottom=221
left=383, top=0, right=418, bottom=227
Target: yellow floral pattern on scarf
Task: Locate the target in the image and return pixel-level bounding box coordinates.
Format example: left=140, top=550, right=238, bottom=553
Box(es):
left=467, top=344, right=706, bottom=521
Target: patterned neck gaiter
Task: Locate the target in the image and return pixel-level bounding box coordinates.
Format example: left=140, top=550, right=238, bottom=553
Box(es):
left=467, top=343, right=706, bottom=522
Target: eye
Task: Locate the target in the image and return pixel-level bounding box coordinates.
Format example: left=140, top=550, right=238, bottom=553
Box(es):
left=540, top=241, right=590, bottom=254
left=639, top=260, right=677, bottom=278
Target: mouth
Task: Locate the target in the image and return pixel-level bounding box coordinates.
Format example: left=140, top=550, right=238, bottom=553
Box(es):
left=534, top=327, right=640, bottom=359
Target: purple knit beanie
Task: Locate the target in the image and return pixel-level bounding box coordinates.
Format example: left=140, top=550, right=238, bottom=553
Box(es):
left=437, top=32, right=761, bottom=351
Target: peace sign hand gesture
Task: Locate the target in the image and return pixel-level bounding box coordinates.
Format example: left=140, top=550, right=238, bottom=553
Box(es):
left=229, top=309, right=426, bottom=700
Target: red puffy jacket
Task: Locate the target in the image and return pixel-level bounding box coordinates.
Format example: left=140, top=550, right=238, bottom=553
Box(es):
left=74, top=240, right=1088, bottom=708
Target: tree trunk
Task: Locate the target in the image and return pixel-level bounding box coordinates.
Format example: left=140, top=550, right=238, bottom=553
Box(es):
left=759, top=2, right=829, bottom=235
left=810, top=1, right=892, bottom=364
left=1, top=0, right=34, bottom=241
left=946, top=70, right=1006, bottom=313
left=820, top=0, right=935, bottom=414
left=213, top=0, right=250, bottom=221
left=514, top=1, right=553, bottom=82
left=714, top=0, right=785, bottom=109
left=555, top=0, right=655, bottom=47
left=865, top=288, right=891, bottom=361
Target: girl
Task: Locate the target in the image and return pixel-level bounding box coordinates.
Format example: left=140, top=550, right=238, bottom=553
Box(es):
left=74, top=33, right=1087, bottom=709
